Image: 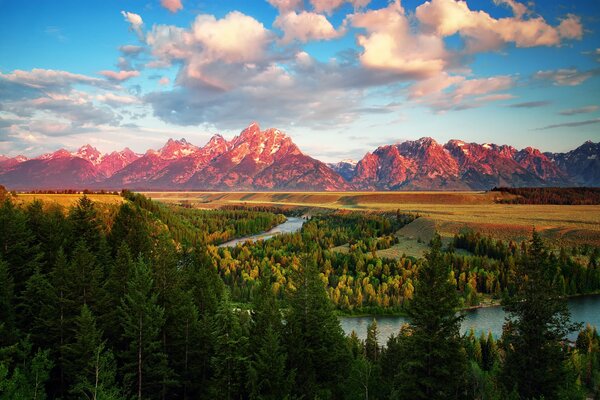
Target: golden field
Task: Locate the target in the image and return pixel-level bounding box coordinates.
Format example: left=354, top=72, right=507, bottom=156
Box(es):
left=143, top=191, right=600, bottom=247
left=13, top=193, right=124, bottom=208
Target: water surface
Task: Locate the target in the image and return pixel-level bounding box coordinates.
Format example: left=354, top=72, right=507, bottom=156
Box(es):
left=218, top=217, right=306, bottom=247
left=340, top=294, right=600, bottom=344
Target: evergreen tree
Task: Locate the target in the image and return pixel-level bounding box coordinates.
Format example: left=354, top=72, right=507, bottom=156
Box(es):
left=395, top=235, right=467, bottom=399
left=70, top=342, right=124, bottom=400
left=167, top=289, right=203, bottom=399
left=47, top=248, right=69, bottom=396
left=501, top=231, right=581, bottom=398
left=285, top=255, right=351, bottom=399
left=18, top=267, right=54, bottom=350
left=0, top=258, right=16, bottom=347
left=0, top=198, right=41, bottom=293
left=108, top=202, right=152, bottom=259
left=68, top=195, right=102, bottom=253
left=118, top=258, right=171, bottom=400
left=99, top=243, right=134, bottom=346
left=248, top=270, right=290, bottom=400
left=67, top=305, right=124, bottom=400
left=210, top=292, right=249, bottom=400
left=0, top=339, right=53, bottom=400
left=64, top=305, right=103, bottom=387
left=66, top=240, right=102, bottom=312
left=365, top=319, right=380, bottom=363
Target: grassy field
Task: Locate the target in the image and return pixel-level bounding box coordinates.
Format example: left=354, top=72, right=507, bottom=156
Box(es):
left=14, top=193, right=124, bottom=208
left=143, top=191, right=600, bottom=247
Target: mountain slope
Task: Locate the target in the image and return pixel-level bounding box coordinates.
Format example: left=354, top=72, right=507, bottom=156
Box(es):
left=0, top=125, right=598, bottom=190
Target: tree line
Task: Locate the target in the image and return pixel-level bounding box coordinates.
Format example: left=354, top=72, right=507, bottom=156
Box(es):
left=492, top=187, right=600, bottom=205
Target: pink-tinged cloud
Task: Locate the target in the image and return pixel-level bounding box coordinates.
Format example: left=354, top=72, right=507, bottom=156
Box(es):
left=350, top=1, right=448, bottom=78
left=267, top=0, right=303, bottom=13
left=100, top=70, right=140, bottom=81
left=275, top=11, right=343, bottom=43
left=159, top=77, right=170, bottom=85
left=147, top=11, right=271, bottom=89
left=311, top=0, right=370, bottom=14
left=558, top=14, right=583, bottom=40
left=493, top=0, right=528, bottom=19
left=415, top=0, right=583, bottom=52
left=161, top=0, right=183, bottom=13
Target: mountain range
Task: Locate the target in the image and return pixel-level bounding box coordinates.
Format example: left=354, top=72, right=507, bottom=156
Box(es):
left=1, top=122, right=598, bottom=191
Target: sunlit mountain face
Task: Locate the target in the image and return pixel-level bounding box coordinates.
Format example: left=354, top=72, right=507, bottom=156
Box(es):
left=1, top=122, right=597, bottom=190
left=1, top=0, right=599, bottom=180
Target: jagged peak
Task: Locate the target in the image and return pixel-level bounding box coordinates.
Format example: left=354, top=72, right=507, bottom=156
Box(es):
left=415, top=136, right=439, bottom=145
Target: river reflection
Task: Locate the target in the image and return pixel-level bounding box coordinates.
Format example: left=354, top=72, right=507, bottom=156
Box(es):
left=340, top=294, right=600, bottom=345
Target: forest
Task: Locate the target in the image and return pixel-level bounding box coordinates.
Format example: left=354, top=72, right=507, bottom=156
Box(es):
left=492, top=187, right=600, bottom=205
left=1, top=192, right=599, bottom=399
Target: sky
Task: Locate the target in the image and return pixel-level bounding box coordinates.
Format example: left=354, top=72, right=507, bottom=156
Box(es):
left=1, top=0, right=599, bottom=162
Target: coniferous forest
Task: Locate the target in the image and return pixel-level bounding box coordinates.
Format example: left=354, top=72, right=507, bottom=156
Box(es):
left=1, top=192, right=600, bottom=399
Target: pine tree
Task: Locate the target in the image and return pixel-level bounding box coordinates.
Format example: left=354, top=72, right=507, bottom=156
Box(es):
left=67, top=305, right=124, bottom=400
left=0, top=339, right=53, bottom=400
left=100, top=243, right=134, bottom=345
left=0, top=258, right=16, bottom=347
left=395, top=235, right=467, bottom=399
left=167, top=289, right=203, bottom=399
left=18, top=267, right=54, bottom=350
left=68, top=195, right=102, bottom=253
left=501, top=231, right=581, bottom=398
left=0, top=198, right=41, bottom=293
left=108, top=202, right=152, bottom=259
left=47, top=248, right=70, bottom=395
left=118, top=257, right=171, bottom=400
left=285, top=255, right=351, bottom=399
left=64, top=305, right=103, bottom=387
left=248, top=270, right=290, bottom=400
left=66, top=240, right=102, bottom=312
left=210, top=292, right=249, bottom=400
left=365, top=319, right=379, bottom=362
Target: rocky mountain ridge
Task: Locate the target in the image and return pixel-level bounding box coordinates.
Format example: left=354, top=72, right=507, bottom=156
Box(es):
left=1, top=123, right=598, bottom=190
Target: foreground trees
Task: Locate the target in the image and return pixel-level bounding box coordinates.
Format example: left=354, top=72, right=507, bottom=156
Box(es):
left=501, top=231, right=582, bottom=398
left=394, top=235, right=467, bottom=399
left=0, top=194, right=598, bottom=399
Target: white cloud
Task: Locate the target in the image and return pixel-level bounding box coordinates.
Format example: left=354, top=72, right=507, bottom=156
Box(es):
left=96, top=92, right=140, bottom=106
left=415, top=0, right=583, bottom=52
left=350, top=1, right=448, bottom=78
left=121, top=11, right=144, bottom=40
left=0, top=68, right=113, bottom=91
left=274, top=11, right=343, bottom=43
left=534, top=68, right=599, bottom=86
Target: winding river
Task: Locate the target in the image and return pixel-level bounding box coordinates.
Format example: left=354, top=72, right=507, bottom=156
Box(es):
left=216, top=217, right=600, bottom=345
left=218, top=216, right=306, bottom=247
left=340, top=294, right=600, bottom=344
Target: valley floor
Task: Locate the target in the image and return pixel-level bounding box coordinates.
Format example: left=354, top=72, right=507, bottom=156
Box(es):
left=142, top=191, right=600, bottom=247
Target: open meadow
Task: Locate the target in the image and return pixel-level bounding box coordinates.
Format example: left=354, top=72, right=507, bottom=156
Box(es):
left=13, top=193, right=124, bottom=208
left=143, top=191, right=600, bottom=248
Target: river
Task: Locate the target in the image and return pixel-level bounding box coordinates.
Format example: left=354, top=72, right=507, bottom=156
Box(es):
left=217, top=218, right=599, bottom=345
left=218, top=216, right=306, bottom=247
left=340, top=294, right=600, bottom=344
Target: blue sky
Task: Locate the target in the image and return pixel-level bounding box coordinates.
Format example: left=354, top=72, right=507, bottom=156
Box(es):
left=1, top=0, right=599, bottom=161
